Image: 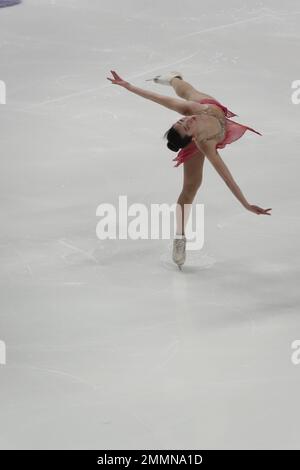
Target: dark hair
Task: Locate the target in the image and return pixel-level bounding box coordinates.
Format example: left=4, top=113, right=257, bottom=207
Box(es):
left=163, top=126, right=192, bottom=152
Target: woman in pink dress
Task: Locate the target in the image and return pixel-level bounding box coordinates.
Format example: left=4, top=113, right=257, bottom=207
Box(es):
left=107, top=70, right=272, bottom=269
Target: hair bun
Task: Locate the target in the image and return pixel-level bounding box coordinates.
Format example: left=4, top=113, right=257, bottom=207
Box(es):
left=167, top=141, right=180, bottom=152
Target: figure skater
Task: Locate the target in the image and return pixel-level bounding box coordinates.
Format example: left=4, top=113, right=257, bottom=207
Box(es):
left=107, top=70, right=272, bottom=269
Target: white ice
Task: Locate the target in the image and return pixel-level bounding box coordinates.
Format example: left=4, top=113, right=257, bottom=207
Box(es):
left=0, top=0, right=300, bottom=450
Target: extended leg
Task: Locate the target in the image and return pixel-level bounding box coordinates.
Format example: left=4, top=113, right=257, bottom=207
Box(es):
left=170, top=77, right=215, bottom=102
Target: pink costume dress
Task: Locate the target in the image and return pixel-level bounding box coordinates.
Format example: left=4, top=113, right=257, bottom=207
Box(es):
left=172, top=98, right=262, bottom=167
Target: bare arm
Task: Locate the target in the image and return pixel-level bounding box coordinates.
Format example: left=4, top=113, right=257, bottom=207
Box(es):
left=194, top=139, right=272, bottom=215
left=127, top=84, right=190, bottom=114
left=200, top=140, right=250, bottom=208
left=107, top=70, right=189, bottom=115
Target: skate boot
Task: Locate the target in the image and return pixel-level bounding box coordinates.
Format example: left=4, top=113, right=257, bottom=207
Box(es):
left=146, top=71, right=183, bottom=86
left=172, top=235, right=186, bottom=270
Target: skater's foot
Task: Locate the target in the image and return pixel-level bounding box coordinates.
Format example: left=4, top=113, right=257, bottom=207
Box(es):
left=146, top=71, right=183, bottom=86
left=172, top=235, right=186, bottom=269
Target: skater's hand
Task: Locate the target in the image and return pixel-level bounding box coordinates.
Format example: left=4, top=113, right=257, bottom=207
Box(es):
left=107, top=70, right=130, bottom=89
left=246, top=204, right=272, bottom=215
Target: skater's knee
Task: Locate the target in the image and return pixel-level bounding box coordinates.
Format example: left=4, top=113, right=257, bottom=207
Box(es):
left=182, top=180, right=202, bottom=199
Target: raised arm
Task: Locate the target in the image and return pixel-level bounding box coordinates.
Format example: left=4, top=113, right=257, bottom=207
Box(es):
left=194, top=138, right=272, bottom=215
left=107, top=70, right=189, bottom=115
left=127, top=84, right=190, bottom=114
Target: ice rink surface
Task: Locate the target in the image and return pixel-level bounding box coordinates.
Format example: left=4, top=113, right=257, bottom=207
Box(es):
left=0, top=0, right=300, bottom=450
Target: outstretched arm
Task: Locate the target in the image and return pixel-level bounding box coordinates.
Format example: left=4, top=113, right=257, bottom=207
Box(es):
left=107, top=70, right=190, bottom=115
left=127, top=84, right=190, bottom=115
left=194, top=138, right=272, bottom=215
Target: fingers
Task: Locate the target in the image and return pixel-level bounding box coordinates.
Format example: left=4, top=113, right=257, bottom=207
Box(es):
left=251, top=206, right=272, bottom=215
left=263, top=208, right=272, bottom=215
left=107, top=70, right=122, bottom=85
left=253, top=206, right=272, bottom=215
left=111, top=70, right=121, bottom=79
left=261, top=209, right=272, bottom=215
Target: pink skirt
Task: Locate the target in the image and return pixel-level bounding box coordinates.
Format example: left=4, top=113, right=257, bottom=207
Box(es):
left=172, top=98, right=262, bottom=167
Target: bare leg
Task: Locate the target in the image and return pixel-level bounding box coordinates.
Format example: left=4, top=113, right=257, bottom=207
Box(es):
left=176, top=151, right=205, bottom=235
left=170, top=77, right=215, bottom=102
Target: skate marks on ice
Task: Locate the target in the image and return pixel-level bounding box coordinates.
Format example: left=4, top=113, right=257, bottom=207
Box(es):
left=59, top=239, right=99, bottom=265
left=60, top=238, right=125, bottom=267
left=64, top=238, right=157, bottom=268
left=0, top=237, right=123, bottom=283
left=29, top=49, right=199, bottom=109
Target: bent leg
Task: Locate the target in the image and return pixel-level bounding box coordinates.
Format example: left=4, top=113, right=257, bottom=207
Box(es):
left=171, top=77, right=215, bottom=102
left=176, top=151, right=205, bottom=235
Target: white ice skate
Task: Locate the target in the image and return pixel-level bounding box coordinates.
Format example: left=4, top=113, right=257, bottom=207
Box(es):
left=146, top=71, right=183, bottom=86
left=172, top=235, right=186, bottom=270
